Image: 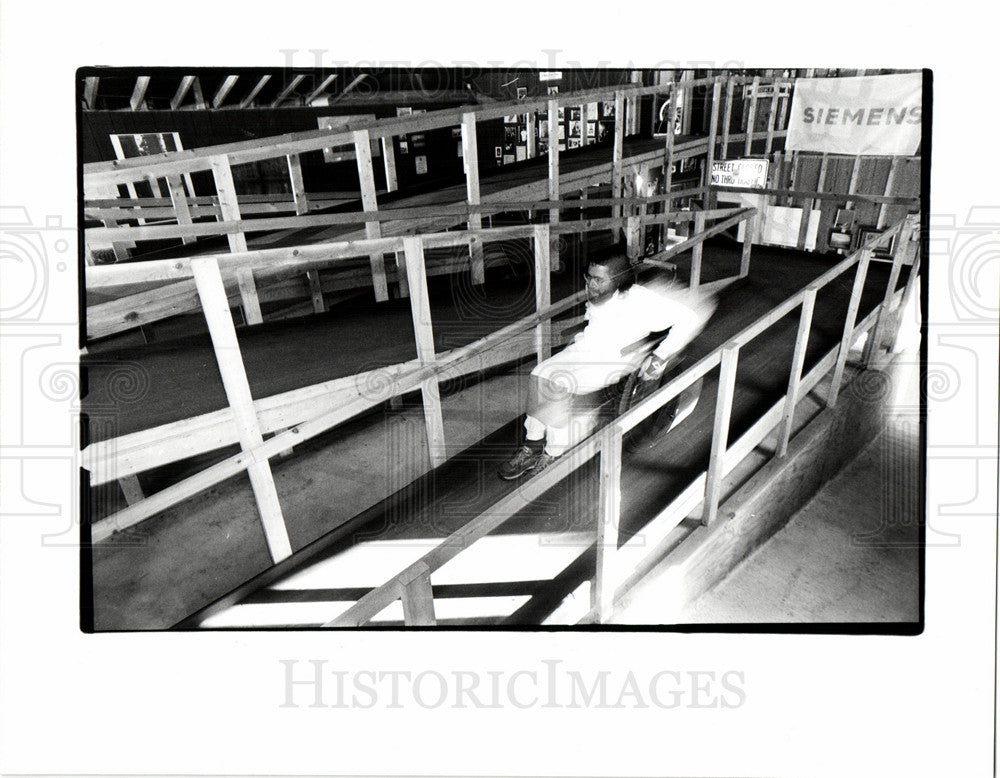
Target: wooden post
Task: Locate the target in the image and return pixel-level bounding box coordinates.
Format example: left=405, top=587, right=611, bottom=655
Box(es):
left=580, top=187, right=589, bottom=266
left=663, top=86, right=677, bottom=200
left=210, top=154, right=262, bottom=325
left=740, top=212, right=755, bottom=277
left=401, top=237, right=447, bottom=468
left=526, top=111, right=537, bottom=158
left=703, top=342, right=740, bottom=525
left=461, top=112, right=486, bottom=285
left=118, top=475, right=144, bottom=506
left=533, top=224, right=552, bottom=362
left=721, top=76, right=735, bottom=160
left=381, top=137, right=398, bottom=192
left=765, top=79, right=779, bottom=154
left=83, top=76, right=100, bottom=110
left=612, top=91, right=625, bottom=220
left=625, top=214, right=641, bottom=260
left=306, top=270, right=325, bottom=313
left=704, top=78, right=722, bottom=209
left=865, top=222, right=911, bottom=366
left=776, top=287, right=818, bottom=457
left=401, top=563, right=437, bottom=626
left=191, top=256, right=292, bottom=562
left=798, top=152, right=828, bottom=250
left=592, top=425, right=624, bottom=622
left=547, top=98, right=561, bottom=270
left=744, top=76, right=760, bottom=156
left=787, top=151, right=800, bottom=207
left=877, top=157, right=902, bottom=229
left=690, top=211, right=706, bottom=289
left=846, top=155, right=862, bottom=210
left=354, top=129, right=389, bottom=302
left=165, top=175, right=194, bottom=245
left=828, top=250, right=872, bottom=408
left=286, top=154, right=310, bottom=215
left=891, top=252, right=921, bottom=352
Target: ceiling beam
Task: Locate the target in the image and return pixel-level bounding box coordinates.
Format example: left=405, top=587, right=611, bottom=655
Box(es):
left=171, top=76, right=195, bottom=111
left=239, top=75, right=272, bottom=108
left=83, top=77, right=100, bottom=110
left=212, top=75, right=240, bottom=108
left=271, top=74, right=305, bottom=107
left=305, top=74, right=338, bottom=105
left=326, top=73, right=368, bottom=106
left=191, top=77, right=207, bottom=109
left=130, top=76, right=150, bottom=110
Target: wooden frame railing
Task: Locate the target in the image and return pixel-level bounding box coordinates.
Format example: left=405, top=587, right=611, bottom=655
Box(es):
left=319, top=213, right=918, bottom=627
left=83, top=72, right=795, bottom=325
left=86, top=206, right=757, bottom=558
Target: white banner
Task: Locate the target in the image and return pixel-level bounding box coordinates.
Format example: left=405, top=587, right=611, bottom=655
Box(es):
left=785, top=73, right=922, bottom=155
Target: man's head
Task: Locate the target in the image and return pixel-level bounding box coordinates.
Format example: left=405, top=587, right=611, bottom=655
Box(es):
left=584, top=253, right=634, bottom=303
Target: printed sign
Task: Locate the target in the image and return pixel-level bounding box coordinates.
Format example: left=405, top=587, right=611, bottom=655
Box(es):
left=711, top=159, right=769, bottom=188
left=785, top=73, right=922, bottom=155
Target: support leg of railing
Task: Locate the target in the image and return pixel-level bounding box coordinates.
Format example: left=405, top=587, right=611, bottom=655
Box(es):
left=286, top=153, right=310, bottom=215
left=744, top=76, right=760, bottom=156
left=777, top=287, right=818, bottom=457
left=890, top=251, right=921, bottom=352
left=593, top=425, right=624, bottom=622
left=626, top=214, right=641, bottom=261
left=165, top=174, right=195, bottom=245
left=354, top=129, right=389, bottom=302
left=612, top=91, right=625, bottom=220
left=703, top=342, right=740, bottom=526
left=401, top=563, right=437, bottom=626
left=461, top=112, right=485, bottom=285
left=828, top=249, right=872, bottom=408
left=721, top=76, right=734, bottom=160
left=864, top=223, right=910, bottom=367
left=401, top=236, right=447, bottom=467
left=210, top=154, right=263, bottom=325
left=191, top=256, right=292, bottom=562
left=118, top=475, right=144, bottom=506
left=703, top=78, right=722, bottom=195
left=690, top=211, right=706, bottom=289
left=533, top=224, right=552, bottom=362
left=740, top=213, right=755, bottom=277
left=662, top=86, right=677, bottom=198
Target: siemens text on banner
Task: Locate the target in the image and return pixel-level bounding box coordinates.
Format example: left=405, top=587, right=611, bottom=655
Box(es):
left=785, top=73, right=922, bottom=156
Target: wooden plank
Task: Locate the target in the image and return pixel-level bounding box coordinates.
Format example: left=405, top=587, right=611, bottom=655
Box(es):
left=190, top=257, right=291, bottom=562
left=892, top=252, right=921, bottom=351
left=83, top=76, right=100, bottom=110
left=353, top=129, right=389, bottom=302
left=210, top=154, right=263, bottom=325
left=239, top=75, right=271, bottom=108
left=306, top=270, right=325, bottom=313
left=592, top=425, right=624, bottom=622
left=286, top=154, right=309, bottom=215
left=703, top=342, right=740, bottom=525
left=865, top=219, right=911, bottom=366
left=460, top=112, right=485, bottom=285
left=118, top=475, right=144, bottom=506
left=721, top=76, right=735, bottom=159
left=776, top=287, right=818, bottom=457
left=191, top=77, right=207, bottom=109
left=845, top=154, right=862, bottom=210
left=744, top=76, right=760, bottom=156
left=212, top=75, right=239, bottom=108
left=740, top=212, right=755, bottom=277
left=400, top=563, right=437, bottom=626
left=130, top=76, right=150, bottom=111
left=381, top=137, right=398, bottom=192
left=533, top=224, right=552, bottom=362
left=401, top=237, right=447, bottom=467
left=525, top=111, right=537, bottom=158
left=765, top=80, right=779, bottom=154
left=663, top=86, right=677, bottom=197
left=271, top=74, right=305, bottom=108
left=797, top=152, right=828, bottom=249
left=828, top=249, right=872, bottom=407
left=703, top=79, right=722, bottom=203
left=689, top=211, right=707, bottom=288
left=611, top=91, right=625, bottom=219
left=876, top=157, right=902, bottom=228
left=305, top=74, right=338, bottom=105
left=164, top=175, right=194, bottom=245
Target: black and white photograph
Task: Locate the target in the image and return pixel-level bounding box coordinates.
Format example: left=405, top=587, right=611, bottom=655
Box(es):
left=0, top=4, right=997, bottom=777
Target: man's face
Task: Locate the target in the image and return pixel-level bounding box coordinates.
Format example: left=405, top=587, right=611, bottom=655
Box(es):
left=583, top=263, right=618, bottom=304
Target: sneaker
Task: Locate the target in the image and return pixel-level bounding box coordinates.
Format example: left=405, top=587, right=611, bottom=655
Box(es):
left=498, top=445, right=542, bottom=480
left=531, top=451, right=559, bottom=475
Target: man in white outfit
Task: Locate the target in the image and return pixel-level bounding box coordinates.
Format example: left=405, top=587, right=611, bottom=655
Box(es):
left=499, top=251, right=713, bottom=480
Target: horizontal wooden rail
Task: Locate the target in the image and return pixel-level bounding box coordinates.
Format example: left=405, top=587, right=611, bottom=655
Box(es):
left=86, top=206, right=748, bottom=289
left=711, top=184, right=919, bottom=207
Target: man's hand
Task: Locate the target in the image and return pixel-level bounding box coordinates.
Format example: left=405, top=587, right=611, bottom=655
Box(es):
left=639, top=353, right=668, bottom=382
